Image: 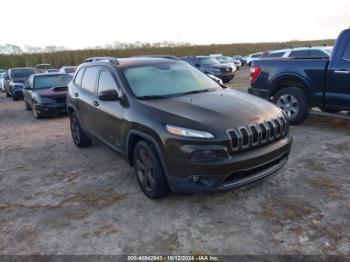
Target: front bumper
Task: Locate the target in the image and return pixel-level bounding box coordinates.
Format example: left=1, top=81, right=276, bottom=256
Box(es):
left=37, top=103, right=67, bottom=115
left=165, top=136, right=292, bottom=193
left=12, top=89, right=23, bottom=97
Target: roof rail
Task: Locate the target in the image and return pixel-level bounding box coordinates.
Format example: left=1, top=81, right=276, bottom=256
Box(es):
left=84, top=57, right=119, bottom=64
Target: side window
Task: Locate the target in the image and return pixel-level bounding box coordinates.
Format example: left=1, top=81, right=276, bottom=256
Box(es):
left=310, top=50, right=328, bottom=58
left=268, top=52, right=285, bottom=58
left=343, top=38, right=350, bottom=60
left=81, top=67, right=99, bottom=93
left=74, top=68, right=85, bottom=86
left=289, top=50, right=310, bottom=58
left=97, top=70, right=119, bottom=94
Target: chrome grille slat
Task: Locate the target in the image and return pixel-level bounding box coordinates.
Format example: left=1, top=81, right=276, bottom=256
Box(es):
left=228, top=117, right=289, bottom=153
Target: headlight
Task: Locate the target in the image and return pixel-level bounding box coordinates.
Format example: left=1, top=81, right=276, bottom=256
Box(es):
left=40, top=97, right=54, bottom=104
left=166, top=125, right=214, bottom=139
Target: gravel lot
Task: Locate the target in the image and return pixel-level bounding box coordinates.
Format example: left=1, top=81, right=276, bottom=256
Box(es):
left=0, top=67, right=349, bottom=255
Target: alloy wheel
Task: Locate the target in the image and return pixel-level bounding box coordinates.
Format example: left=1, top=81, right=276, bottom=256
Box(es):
left=135, top=148, right=156, bottom=192
left=70, top=116, right=81, bottom=144
left=276, top=94, right=299, bottom=119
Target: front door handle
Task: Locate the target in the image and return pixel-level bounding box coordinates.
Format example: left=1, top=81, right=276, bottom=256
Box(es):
left=74, top=92, right=79, bottom=97
left=92, top=100, right=99, bottom=107
left=334, top=70, right=350, bottom=74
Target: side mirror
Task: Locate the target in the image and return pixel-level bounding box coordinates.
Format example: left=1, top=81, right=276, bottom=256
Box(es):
left=98, top=89, right=120, bottom=101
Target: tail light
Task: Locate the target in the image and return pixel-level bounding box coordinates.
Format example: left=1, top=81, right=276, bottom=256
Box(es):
left=250, top=67, right=261, bottom=83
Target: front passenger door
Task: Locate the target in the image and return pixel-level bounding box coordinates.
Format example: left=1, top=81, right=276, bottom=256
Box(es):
left=95, top=68, right=124, bottom=149
left=326, top=37, right=350, bottom=109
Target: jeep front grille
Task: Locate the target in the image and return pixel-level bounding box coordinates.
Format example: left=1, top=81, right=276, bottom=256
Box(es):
left=228, top=117, right=288, bottom=153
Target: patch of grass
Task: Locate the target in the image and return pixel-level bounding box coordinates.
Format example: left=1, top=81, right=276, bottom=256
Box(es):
left=70, top=191, right=128, bottom=209
left=94, top=224, right=119, bottom=238
left=302, top=158, right=326, bottom=172
left=308, top=176, right=342, bottom=198
left=261, top=199, right=315, bottom=224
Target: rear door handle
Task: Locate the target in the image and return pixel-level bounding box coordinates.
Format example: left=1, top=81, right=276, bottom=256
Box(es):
left=334, top=70, right=350, bottom=74
left=92, top=100, right=99, bottom=107
left=74, top=92, right=79, bottom=97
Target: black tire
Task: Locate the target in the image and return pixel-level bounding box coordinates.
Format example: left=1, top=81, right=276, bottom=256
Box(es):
left=133, top=140, right=170, bottom=199
left=319, top=107, right=341, bottom=114
left=273, top=87, right=309, bottom=125
left=6, top=91, right=10, bottom=97
left=12, top=95, right=18, bottom=101
left=32, top=103, right=41, bottom=119
left=70, top=112, right=92, bottom=148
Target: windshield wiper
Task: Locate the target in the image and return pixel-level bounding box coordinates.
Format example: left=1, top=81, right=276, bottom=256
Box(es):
left=137, top=89, right=216, bottom=100
left=180, top=88, right=216, bottom=95
left=137, top=95, right=167, bottom=100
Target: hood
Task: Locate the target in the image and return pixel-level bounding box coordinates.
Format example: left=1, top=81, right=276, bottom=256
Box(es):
left=140, top=89, right=283, bottom=134
left=36, top=87, right=67, bottom=97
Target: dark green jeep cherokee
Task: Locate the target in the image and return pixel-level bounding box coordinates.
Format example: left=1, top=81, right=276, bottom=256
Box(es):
left=67, top=57, right=292, bottom=198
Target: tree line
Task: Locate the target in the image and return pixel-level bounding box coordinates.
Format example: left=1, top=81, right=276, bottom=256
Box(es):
left=0, top=39, right=335, bottom=69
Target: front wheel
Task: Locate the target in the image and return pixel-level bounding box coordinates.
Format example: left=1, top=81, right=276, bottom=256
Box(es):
left=70, top=112, right=92, bottom=148
left=133, top=140, right=170, bottom=199
left=32, top=103, right=41, bottom=119
left=273, top=87, right=309, bottom=125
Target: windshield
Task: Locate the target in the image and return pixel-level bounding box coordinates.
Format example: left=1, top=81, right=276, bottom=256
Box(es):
left=11, top=69, right=36, bottom=78
left=34, top=74, right=72, bottom=89
left=64, top=67, right=77, bottom=73
left=198, top=57, right=220, bottom=65
left=123, top=62, right=221, bottom=98
left=217, top=56, right=234, bottom=63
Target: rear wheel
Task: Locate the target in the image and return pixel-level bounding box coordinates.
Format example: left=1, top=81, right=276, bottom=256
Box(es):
left=70, top=112, right=92, bottom=148
left=273, top=87, right=309, bottom=125
left=133, top=140, right=170, bottom=199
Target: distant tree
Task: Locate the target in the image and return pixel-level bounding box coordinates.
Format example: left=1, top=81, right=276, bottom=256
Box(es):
left=0, top=44, right=23, bottom=55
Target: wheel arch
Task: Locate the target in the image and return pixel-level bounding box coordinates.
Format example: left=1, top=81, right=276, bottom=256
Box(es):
left=126, top=130, right=169, bottom=175
left=269, top=73, right=311, bottom=99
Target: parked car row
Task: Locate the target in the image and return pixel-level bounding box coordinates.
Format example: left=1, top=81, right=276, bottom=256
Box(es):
left=245, top=46, right=333, bottom=66
left=0, top=65, right=76, bottom=118
left=135, top=54, right=238, bottom=83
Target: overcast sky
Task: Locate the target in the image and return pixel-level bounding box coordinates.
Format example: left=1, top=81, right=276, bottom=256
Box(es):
left=1, top=0, right=349, bottom=49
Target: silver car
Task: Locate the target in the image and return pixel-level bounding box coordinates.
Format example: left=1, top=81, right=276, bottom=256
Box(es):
left=0, top=72, right=9, bottom=92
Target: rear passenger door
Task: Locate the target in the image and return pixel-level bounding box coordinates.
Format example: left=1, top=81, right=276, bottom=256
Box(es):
left=94, top=68, right=124, bottom=149
left=74, top=66, right=100, bottom=133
